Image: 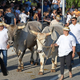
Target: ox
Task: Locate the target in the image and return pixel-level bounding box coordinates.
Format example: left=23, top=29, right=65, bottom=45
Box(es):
left=3, top=21, right=42, bottom=72
left=30, top=25, right=63, bottom=75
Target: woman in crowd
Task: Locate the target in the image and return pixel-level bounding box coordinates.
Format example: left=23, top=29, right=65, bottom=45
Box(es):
left=51, top=9, right=57, bottom=20
left=37, top=8, right=41, bottom=21
left=33, top=11, right=39, bottom=21
left=66, top=11, right=72, bottom=26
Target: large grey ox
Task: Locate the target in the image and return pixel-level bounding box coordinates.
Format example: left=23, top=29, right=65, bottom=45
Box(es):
left=30, top=25, right=63, bottom=75
left=3, top=21, right=42, bottom=72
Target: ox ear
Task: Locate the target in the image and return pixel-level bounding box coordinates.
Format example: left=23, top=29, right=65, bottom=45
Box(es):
left=2, top=22, right=10, bottom=27
left=51, top=30, right=57, bottom=40
left=30, top=30, right=38, bottom=36
left=18, top=25, right=25, bottom=29
left=46, top=32, right=51, bottom=36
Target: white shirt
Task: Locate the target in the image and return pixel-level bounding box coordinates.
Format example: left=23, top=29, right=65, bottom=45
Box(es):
left=60, top=0, right=63, bottom=6
left=0, top=28, right=8, bottom=50
left=69, top=23, right=80, bottom=44
left=52, top=0, right=57, bottom=3
left=19, top=13, right=29, bottom=23
left=66, top=14, right=72, bottom=23
left=51, top=13, right=56, bottom=17
left=56, top=34, right=76, bottom=57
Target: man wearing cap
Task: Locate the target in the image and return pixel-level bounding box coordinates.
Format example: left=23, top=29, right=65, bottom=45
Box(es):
left=50, top=15, right=62, bottom=26
left=69, top=17, right=80, bottom=63
left=51, top=27, right=76, bottom=80
left=0, top=22, right=9, bottom=67
left=4, top=8, right=16, bottom=25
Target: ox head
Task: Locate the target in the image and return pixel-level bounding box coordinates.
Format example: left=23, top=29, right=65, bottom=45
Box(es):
left=3, top=22, right=25, bottom=45
left=30, top=27, right=56, bottom=53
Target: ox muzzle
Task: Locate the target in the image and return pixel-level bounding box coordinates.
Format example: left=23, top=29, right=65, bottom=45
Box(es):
left=37, top=50, right=43, bottom=53
left=7, top=40, right=14, bottom=46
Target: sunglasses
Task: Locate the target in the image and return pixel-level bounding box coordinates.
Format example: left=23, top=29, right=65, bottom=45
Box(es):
left=72, top=20, right=75, bottom=21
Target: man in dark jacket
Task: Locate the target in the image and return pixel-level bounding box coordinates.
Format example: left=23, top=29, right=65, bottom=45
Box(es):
left=4, top=8, right=16, bottom=25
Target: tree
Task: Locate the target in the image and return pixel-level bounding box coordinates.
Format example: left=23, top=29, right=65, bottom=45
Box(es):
left=66, top=0, right=80, bottom=8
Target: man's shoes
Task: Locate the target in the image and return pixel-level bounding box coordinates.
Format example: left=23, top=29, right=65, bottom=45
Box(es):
left=3, top=71, right=8, bottom=76
left=0, top=58, right=8, bottom=76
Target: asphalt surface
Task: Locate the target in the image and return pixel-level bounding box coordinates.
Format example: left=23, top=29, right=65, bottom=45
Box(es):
left=0, top=48, right=80, bottom=80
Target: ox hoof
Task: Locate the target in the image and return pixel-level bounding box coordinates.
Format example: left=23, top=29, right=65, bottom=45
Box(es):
left=21, top=66, right=24, bottom=70
left=34, top=62, right=39, bottom=65
left=55, top=64, right=57, bottom=67
left=30, top=61, right=34, bottom=65
left=38, top=72, right=44, bottom=75
left=51, top=69, right=56, bottom=72
left=17, top=69, right=22, bottom=72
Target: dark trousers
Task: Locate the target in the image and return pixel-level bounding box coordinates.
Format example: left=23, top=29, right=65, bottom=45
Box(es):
left=59, top=51, right=72, bottom=75
left=0, top=57, right=8, bottom=76
left=0, top=50, right=7, bottom=67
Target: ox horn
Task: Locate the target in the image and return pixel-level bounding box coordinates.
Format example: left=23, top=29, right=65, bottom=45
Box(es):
left=46, top=32, right=51, bottom=36
left=2, top=22, right=10, bottom=27
left=30, top=30, right=38, bottom=35
left=18, top=25, right=25, bottom=29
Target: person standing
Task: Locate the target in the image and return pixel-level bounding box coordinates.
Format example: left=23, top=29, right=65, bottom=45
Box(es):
left=0, top=22, right=10, bottom=67
left=72, top=8, right=80, bottom=17
left=66, top=12, right=72, bottom=26
left=4, top=8, right=16, bottom=25
left=19, top=9, right=29, bottom=23
left=50, top=15, right=62, bottom=26
left=69, top=17, right=80, bottom=62
left=51, top=27, right=76, bottom=80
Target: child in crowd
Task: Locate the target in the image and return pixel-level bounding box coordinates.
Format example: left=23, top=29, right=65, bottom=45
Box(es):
left=19, top=9, right=30, bottom=23
left=66, top=12, right=72, bottom=26
left=51, top=9, right=57, bottom=20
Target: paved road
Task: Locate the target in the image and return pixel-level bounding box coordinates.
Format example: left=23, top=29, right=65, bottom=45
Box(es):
left=0, top=48, right=80, bottom=80
left=64, top=64, right=80, bottom=80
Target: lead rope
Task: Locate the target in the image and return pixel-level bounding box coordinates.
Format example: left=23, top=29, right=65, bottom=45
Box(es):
left=35, top=37, right=56, bottom=64
left=44, top=40, right=56, bottom=65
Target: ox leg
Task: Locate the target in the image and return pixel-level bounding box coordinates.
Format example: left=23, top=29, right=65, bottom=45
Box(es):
left=17, top=50, right=26, bottom=72
left=17, top=57, right=22, bottom=72
left=35, top=45, right=39, bottom=65
left=35, top=51, right=39, bottom=65
left=38, top=53, right=44, bottom=75
left=51, top=58, right=56, bottom=72
left=29, top=47, right=34, bottom=65
left=55, top=55, right=58, bottom=67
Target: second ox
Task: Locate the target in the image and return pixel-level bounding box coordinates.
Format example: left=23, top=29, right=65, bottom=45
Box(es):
left=30, top=25, right=63, bottom=75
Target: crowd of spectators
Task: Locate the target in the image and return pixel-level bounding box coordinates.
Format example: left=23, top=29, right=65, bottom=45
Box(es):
left=0, top=0, right=80, bottom=26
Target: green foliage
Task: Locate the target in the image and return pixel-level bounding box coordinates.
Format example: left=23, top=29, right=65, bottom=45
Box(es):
left=66, top=0, right=80, bottom=8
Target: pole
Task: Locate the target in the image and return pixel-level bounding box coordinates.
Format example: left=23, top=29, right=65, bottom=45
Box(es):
left=42, top=0, right=43, bottom=24
left=62, top=0, right=65, bottom=26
